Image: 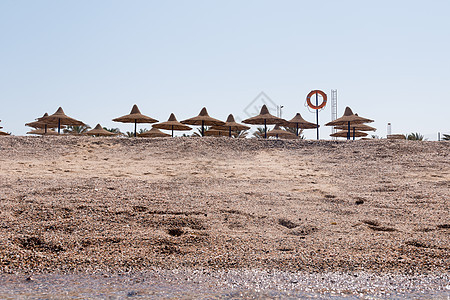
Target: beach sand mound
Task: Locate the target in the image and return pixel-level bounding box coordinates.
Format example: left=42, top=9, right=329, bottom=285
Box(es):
left=0, top=136, right=448, bottom=274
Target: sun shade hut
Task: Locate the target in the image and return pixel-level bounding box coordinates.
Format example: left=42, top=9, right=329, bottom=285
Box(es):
left=39, top=107, right=84, bottom=134
left=285, top=113, right=318, bottom=136
left=330, top=130, right=368, bottom=138
left=204, top=128, right=229, bottom=136
left=0, top=130, right=9, bottom=136
left=267, top=124, right=297, bottom=139
left=152, top=113, right=192, bottom=137
left=334, top=123, right=376, bottom=132
left=138, top=127, right=171, bottom=138
left=84, top=124, right=117, bottom=137
left=113, top=104, right=158, bottom=137
left=325, top=107, right=373, bottom=140
left=242, top=105, right=286, bottom=139
left=27, top=128, right=59, bottom=135
left=26, top=113, right=64, bottom=134
left=211, top=114, right=250, bottom=137
left=181, top=107, right=225, bottom=137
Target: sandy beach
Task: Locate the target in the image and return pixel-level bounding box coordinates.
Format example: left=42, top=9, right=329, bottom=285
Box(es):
left=0, top=136, right=449, bottom=276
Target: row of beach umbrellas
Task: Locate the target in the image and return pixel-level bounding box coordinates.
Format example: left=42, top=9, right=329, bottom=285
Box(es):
left=21, top=104, right=374, bottom=139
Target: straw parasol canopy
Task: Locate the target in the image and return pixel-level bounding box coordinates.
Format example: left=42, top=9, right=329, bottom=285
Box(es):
left=0, top=131, right=9, bottom=136
left=285, top=113, right=318, bottom=136
left=138, top=127, right=171, bottom=138
left=27, top=128, right=59, bottom=135
left=26, top=113, right=65, bottom=134
left=267, top=124, right=298, bottom=139
left=152, top=113, right=192, bottom=137
left=211, top=114, right=250, bottom=137
left=334, top=123, right=376, bottom=132
left=181, top=107, right=225, bottom=137
left=84, top=124, right=117, bottom=137
left=242, top=105, right=287, bottom=138
left=325, top=107, right=373, bottom=140
left=204, top=128, right=229, bottom=137
left=330, top=130, right=368, bottom=138
left=113, top=104, right=158, bottom=137
left=39, top=107, right=84, bottom=134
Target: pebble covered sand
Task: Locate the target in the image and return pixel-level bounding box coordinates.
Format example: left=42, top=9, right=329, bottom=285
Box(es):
left=0, top=136, right=449, bottom=296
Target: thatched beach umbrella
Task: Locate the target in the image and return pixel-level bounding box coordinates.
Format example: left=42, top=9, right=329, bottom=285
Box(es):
left=138, top=127, right=171, bottom=138
left=26, top=113, right=64, bottom=134
left=113, top=104, right=158, bottom=137
left=267, top=124, right=297, bottom=139
left=152, top=113, right=192, bottom=137
left=181, top=107, right=225, bottom=137
left=242, top=105, right=286, bottom=139
left=330, top=130, right=368, bottom=138
left=27, top=128, right=59, bottom=135
left=84, top=124, right=117, bottom=137
left=39, top=107, right=84, bottom=134
left=325, top=107, right=373, bottom=140
left=285, top=113, right=318, bottom=136
left=334, top=123, right=376, bottom=132
left=204, top=128, right=229, bottom=136
left=211, top=114, right=250, bottom=137
left=0, top=131, right=9, bottom=136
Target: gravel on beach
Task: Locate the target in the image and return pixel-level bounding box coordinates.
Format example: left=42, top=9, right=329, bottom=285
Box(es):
left=0, top=136, right=449, bottom=277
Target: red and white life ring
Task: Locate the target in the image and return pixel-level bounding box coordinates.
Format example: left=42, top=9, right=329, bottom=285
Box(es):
left=306, top=90, right=327, bottom=110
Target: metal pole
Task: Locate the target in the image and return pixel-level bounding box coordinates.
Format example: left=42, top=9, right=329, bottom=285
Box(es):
left=316, top=93, right=319, bottom=140
left=264, top=119, right=267, bottom=139
left=347, top=121, right=350, bottom=140
left=229, top=126, right=231, bottom=137
left=172, top=125, right=174, bottom=137
left=58, top=119, right=61, bottom=134
left=134, top=120, right=137, bottom=137
left=296, top=123, right=299, bottom=136
left=353, top=127, right=355, bottom=140
left=201, top=120, right=204, bottom=137
left=438, top=132, right=440, bottom=141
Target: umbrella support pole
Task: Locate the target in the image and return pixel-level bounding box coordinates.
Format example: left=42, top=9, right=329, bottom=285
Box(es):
left=264, top=119, right=267, bottom=139
left=201, top=121, right=204, bottom=137
left=296, top=123, right=299, bottom=136
left=229, top=127, right=231, bottom=138
left=316, top=93, right=319, bottom=140
left=347, top=121, right=350, bottom=140
left=134, top=121, right=137, bottom=137
left=58, top=119, right=61, bottom=134
left=172, top=125, right=174, bottom=137
left=353, top=127, right=356, bottom=140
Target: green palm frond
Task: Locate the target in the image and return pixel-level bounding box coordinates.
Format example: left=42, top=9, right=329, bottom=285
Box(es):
left=406, top=132, right=424, bottom=141
left=252, top=127, right=266, bottom=138
left=63, top=125, right=91, bottom=134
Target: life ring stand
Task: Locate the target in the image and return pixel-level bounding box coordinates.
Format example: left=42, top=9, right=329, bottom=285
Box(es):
left=306, top=90, right=327, bottom=110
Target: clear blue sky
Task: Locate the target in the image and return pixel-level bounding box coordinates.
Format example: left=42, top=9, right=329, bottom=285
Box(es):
left=1, top=0, right=449, bottom=139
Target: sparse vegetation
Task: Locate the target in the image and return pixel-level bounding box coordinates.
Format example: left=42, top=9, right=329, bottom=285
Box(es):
left=63, top=125, right=91, bottom=135
left=252, top=127, right=266, bottom=138
left=406, top=132, right=425, bottom=141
